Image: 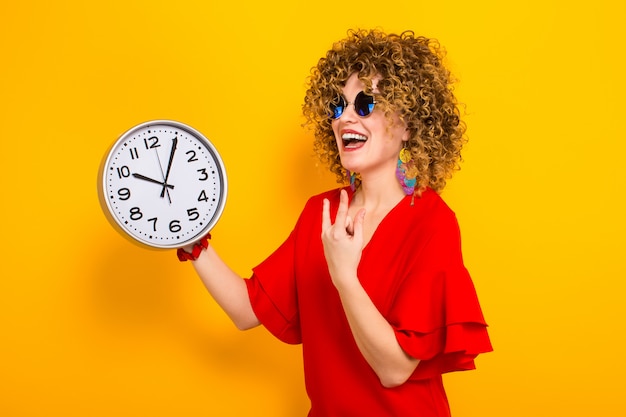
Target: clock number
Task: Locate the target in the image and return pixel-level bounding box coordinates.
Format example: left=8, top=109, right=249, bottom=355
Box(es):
left=169, top=220, right=182, bottom=233
left=147, top=217, right=157, bottom=232
left=144, top=136, right=160, bottom=149
left=116, top=166, right=130, bottom=178
left=198, top=190, right=209, bottom=202
left=129, top=147, right=139, bottom=160
left=197, top=168, right=209, bottom=181
left=186, top=150, right=198, bottom=162
left=117, top=188, right=131, bottom=201
left=129, top=207, right=143, bottom=221
left=187, top=208, right=200, bottom=221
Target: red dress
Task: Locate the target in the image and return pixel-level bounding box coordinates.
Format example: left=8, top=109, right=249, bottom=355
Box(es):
left=246, top=187, right=492, bottom=417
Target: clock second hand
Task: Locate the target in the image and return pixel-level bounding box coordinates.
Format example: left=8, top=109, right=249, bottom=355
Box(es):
left=154, top=145, right=173, bottom=204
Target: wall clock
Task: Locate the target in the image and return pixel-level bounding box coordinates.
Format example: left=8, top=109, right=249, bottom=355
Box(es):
left=98, top=120, right=227, bottom=249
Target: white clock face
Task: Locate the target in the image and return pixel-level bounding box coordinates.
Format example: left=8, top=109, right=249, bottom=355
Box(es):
left=101, top=120, right=227, bottom=248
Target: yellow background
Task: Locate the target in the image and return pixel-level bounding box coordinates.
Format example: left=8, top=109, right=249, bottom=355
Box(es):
left=1, top=0, right=625, bottom=416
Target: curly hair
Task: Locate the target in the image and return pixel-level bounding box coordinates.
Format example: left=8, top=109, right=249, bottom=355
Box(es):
left=302, top=29, right=467, bottom=195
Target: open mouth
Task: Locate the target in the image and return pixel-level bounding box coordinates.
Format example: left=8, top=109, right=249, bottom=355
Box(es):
left=342, top=132, right=368, bottom=149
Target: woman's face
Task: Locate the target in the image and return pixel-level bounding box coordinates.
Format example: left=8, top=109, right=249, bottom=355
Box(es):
left=331, top=73, right=408, bottom=179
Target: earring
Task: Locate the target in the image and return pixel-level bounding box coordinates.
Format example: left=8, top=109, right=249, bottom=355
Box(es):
left=347, top=170, right=357, bottom=191
left=396, top=147, right=417, bottom=196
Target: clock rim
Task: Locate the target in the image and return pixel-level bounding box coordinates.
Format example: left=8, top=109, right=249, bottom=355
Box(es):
left=97, top=119, right=228, bottom=250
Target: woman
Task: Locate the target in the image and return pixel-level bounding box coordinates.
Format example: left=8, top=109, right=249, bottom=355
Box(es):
left=179, top=29, right=492, bottom=417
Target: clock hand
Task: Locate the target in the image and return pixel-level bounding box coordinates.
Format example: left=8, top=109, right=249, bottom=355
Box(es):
left=154, top=145, right=172, bottom=204
left=132, top=173, right=175, bottom=189
left=161, top=137, right=178, bottom=198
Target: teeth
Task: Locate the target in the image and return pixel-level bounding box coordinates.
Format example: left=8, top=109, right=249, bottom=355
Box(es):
left=342, top=133, right=367, bottom=141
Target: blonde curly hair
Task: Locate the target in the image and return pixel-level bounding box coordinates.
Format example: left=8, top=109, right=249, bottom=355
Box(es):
left=302, top=29, right=467, bottom=195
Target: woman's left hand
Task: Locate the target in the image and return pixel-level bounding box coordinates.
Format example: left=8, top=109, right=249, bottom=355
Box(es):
left=321, top=189, right=366, bottom=288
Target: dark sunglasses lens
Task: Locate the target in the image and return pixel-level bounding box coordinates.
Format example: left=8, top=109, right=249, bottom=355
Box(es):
left=355, top=92, right=375, bottom=117
left=329, top=96, right=345, bottom=119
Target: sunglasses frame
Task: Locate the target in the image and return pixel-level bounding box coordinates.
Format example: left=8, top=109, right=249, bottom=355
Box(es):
left=330, top=91, right=377, bottom=119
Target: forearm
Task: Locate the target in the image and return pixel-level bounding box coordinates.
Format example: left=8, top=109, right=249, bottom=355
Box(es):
left=189, top=246, right=260, bottom=330
left=336, top=278, right=419, bottom=388
left=321, top=191, right=418, bottom=386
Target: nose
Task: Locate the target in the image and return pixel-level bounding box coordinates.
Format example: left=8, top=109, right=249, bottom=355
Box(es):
left=339, top=99, right=359, bottom=122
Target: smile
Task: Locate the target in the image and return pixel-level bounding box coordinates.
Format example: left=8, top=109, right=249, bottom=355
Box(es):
left=342, top=132, right=368, bottom=149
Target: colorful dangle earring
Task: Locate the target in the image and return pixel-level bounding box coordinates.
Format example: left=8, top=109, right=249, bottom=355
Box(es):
left=347, top=170, right=357, bottom=192
left=396, top=147, right=417, bottom=204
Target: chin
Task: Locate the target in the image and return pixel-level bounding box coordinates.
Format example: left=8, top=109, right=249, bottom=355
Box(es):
left=339, top=157, right=360, bottom=173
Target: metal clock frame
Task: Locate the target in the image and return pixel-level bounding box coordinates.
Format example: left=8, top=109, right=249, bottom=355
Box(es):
left=98, top=119, right=228, bottom=249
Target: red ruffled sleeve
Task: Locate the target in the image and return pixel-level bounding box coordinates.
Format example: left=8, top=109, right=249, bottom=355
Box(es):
left=246, top=230, right=302, bottom=345
left=386, top=202, right=492, bottom=380
left=391, top=265, right=492, bottom=380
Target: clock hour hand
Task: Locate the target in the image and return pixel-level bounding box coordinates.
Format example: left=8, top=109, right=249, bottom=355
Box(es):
left=132, top=173, right=175, bottom=189
left=161, top=137, right=178, bottom=198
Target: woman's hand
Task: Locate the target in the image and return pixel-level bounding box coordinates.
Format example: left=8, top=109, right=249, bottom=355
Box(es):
left=321, top=189, right=419, bottom=387
left=321, top=189, right=366, bottom=288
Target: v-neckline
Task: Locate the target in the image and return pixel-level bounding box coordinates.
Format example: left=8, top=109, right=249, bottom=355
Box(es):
left=345, top=186, right=410, bottom=252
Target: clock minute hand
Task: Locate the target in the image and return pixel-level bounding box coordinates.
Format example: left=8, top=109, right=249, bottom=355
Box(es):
left=132, top=173, right=175, bottom=189
left=161, top=137, right=178, bottom=198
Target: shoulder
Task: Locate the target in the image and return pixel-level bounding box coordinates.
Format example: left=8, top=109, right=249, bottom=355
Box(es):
left=292, top=187, right=347, bottom=227
left=409, top=188, right=459, bottom=230
left=394, top=189, right=464, bottom=264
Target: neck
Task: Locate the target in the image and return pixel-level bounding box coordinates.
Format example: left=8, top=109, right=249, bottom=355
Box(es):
left=353, top=170, right=406, bottom=209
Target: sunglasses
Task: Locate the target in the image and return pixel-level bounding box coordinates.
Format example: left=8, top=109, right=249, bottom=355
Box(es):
left=329, top=91, right=377, bottom=119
